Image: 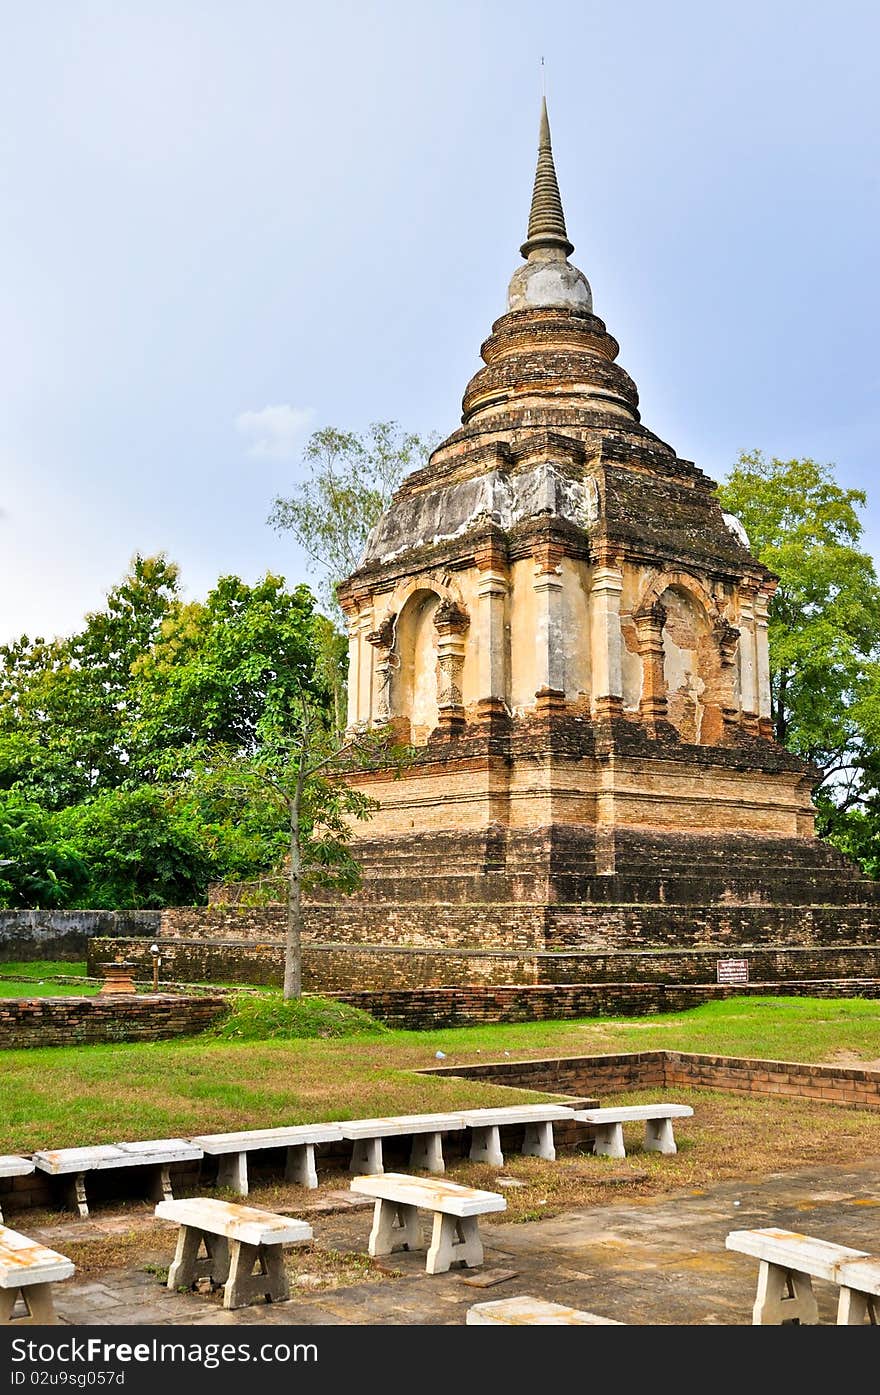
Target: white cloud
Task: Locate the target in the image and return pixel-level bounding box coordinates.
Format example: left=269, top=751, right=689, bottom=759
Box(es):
left=234, top=404, right=315, bottom=460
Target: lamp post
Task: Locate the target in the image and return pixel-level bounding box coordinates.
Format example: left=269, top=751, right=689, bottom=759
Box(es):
left=149, top=943, right=161, bottom=993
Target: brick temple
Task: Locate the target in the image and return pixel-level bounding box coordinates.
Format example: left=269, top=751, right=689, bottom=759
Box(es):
left=100, top=101, right=880, bottom=1017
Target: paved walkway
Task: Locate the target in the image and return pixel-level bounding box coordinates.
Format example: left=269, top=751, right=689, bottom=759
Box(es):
left=31, top=1159, right=880, bottom=1325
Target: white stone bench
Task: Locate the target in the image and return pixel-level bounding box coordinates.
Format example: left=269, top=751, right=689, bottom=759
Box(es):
left=0, top=1157, right=35, bottom=1224
left=190, top=1124, right=343, bottom=1195
left=155, top=1197, right=312, bottom=1310
left=350, top=1171, right=506, bottom=1274
left=341, top=1113, right=467, bottom=1176
left=33, top=1139, right=203, bottom=1217
left=0, top=1224, right=74, bottom=1325
left=467, top=1295, right=623, bottom=1325
left=726, top=1227, right=879, bottom=1325
left=573, top=1104, right=693, bottom=1158
left=458, top=1105, right=575, bottom=1166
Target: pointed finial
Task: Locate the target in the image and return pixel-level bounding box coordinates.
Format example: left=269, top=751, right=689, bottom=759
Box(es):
left=520, top=95, right=574, bottom=260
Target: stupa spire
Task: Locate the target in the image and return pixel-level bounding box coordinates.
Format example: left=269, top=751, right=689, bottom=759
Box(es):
left=521, top=97, right=574, bottom=259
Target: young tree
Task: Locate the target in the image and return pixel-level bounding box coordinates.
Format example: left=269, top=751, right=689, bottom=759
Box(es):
left=718, top=451, right=880, bottom=812
left=268, top=421, right=436, bottom=613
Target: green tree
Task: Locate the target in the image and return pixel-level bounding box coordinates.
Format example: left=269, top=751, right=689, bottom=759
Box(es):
left=718, top=451, right=880, bottom=816
left=0, top=555, right=180, bottom=806
left=268, top=421, right=436, bottom=613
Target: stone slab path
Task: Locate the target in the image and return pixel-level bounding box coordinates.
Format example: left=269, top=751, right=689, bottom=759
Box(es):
left=23, top=1161, right=880, bottom=1326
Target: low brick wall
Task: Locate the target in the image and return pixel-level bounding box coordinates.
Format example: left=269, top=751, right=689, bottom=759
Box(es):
left=427, top=1048, right=880, bottom=1113
left=329, top=979, right=880, bottom=1028
left=0, top=992, right=228, bottom=1049
left=88, top=935, right=880, bottom=993
left=0, top=910, right=160, bottom=963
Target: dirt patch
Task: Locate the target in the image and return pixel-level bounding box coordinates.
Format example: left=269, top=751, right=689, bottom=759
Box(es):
left=824, top=1050, right=880, bottom=1071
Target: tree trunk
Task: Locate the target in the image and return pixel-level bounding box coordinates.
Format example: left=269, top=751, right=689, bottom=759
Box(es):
left=283, top=776, right=305, bottom=1001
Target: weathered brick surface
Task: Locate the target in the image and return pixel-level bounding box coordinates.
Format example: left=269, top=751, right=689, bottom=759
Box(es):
left=0, top=909, right=160, bottom=962
left=0, top=993, right=227, bottom=1048
left=327, top=979, right=880, bottom=1028
left=88, top=936, right=880, bottom=993
left=427, top=1048, right=880, bottom=1112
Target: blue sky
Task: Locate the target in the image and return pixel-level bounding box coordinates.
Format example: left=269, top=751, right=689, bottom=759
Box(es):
left=1, top=0, right=878, bottom=643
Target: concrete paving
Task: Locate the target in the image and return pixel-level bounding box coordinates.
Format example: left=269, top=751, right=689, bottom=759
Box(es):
left=29, top=1160, right=880, bottom=1326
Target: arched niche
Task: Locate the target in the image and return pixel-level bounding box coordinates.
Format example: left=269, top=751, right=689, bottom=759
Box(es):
left=394, top=588, right=442, bottom=744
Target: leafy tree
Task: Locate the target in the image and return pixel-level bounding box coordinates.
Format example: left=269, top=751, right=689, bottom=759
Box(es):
left=0, top=555, right=180, bottom=806
left=131, top=572, right=322, bottom=779
left=0, top=794, right=87, bottom=908
left=268, top=421, right=436, bottom=613
left=718, top=451, right=880, bottom=820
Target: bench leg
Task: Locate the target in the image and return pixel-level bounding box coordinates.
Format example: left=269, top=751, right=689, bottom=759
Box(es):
left=591, top=1123, right=625, bottom=1160
left=148, top=1164, right=174, bottom=1204
left=217, top=1151, right=248, bottom=1196
left=350, top=1137, right=383, bottom=1175
left=409, top=1132, right=445, bottom=1175
left=0, top=1283, right=59, bottom=1325
left=168, top=1226, right=231, bottom=1290
left=368, top=1198, right=422, bottom=1256
left=68, top=1172, right=89, bottom=1218
left=223, top=1241, right=289, bottom=1310
left=469, top=1125, right=504, bottom=1167
left=426, top=1214, right=483, bottom=1275
left=644, top=1118, right=677, bottom=1155
left=522, top=1121, right=555, bottom=1161
left=837, top=1287, right=879, bottom=1325
left=752, top=1261, right=819, bottom=1325
left=285, top=1143, right=318, bottom=1189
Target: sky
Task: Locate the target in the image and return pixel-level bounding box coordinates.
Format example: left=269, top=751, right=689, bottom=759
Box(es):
left=1, top=0, right=878, bottom=644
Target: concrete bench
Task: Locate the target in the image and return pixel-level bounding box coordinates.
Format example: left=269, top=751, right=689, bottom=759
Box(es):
left=190, top=1124, right=343, bottom=1195
left=155, top=1197, right=312, bottom=1310
left=0, top=1157, right=35, bottom=1224
left=0, top=1224, right=74, bottom=1325
left=466, top=1295, right=623, bottom=1325
left=341, top=1114, right=467, bottom=1176
left=726, top=1227, right=878, bottom=1325
left=350, top=1171, right=506, bottom=1274
left=458, top=1105, right=575, bottom=1166
left=573, top=1104, right=693, bottom=1158
left=33, top=1139, right=203, bottom=1217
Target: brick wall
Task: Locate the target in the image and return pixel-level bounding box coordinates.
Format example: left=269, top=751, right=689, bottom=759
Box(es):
left=328, top=979, right=880, bottom=1028
left=0, top=909, right=160, bottom=962
left=88, top=934, right=880, bottom=994
left=427, top=1049, right=880, bottom=1112
left=0, top=993, right=228, bottom=1049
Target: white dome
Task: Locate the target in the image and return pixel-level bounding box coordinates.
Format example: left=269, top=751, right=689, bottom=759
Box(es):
left=722, top=512, right=750, bottom=549
left=508, top=255, right=592, bottom=313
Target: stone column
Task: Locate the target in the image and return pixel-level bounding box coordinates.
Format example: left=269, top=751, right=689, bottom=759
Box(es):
left=366, top=616, right=397, bottom=724
left=755, top=588, right=774, bottom=738
left=533, top=541, right=566, bottom=715
left=633, top=601, right=667, bottom=726
left=434, top=601, right=470, bottom=735
left=738, top=588, right=759, bottom=731
left=714, top=617, right=741, bottom=734
left=342, top=604, right=362, bottom=731
left=476, top=545, right=509, bottom=724
left=356, top=608, right=375, bottom=727
left=590, top=561, right=624, bottom=719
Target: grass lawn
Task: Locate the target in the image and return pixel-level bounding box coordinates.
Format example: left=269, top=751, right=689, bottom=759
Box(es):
left=0, top=961, right=97, bottom=996
left=2, top=995, right=880, bottom=1154
left=0, top=961, right=90, bottom=978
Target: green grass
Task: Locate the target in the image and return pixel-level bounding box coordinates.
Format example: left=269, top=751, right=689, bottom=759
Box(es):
left=1, top=995, right=880, bottom=1153
left=209, top=992, right=387, bottom=1041
left=0, top=980, right=100, bottom=997
left=0, top=960, right=89, bottom=979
